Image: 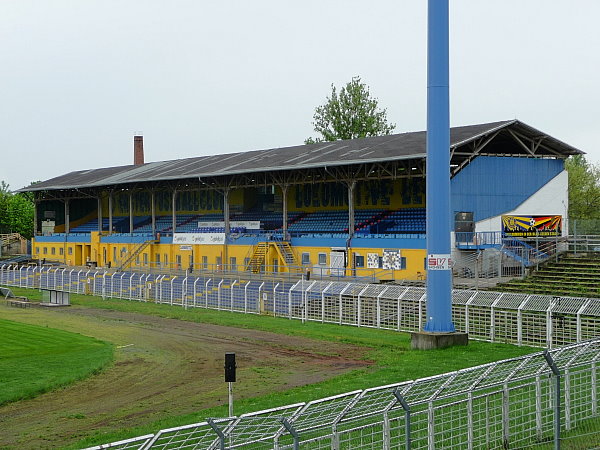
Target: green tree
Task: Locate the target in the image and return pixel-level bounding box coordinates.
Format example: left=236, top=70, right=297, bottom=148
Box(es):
left=565, top=155, right=600, bottom=220
left=0, top=181, right=35, bottom=239
left=305, top=76, right=396, bottom=144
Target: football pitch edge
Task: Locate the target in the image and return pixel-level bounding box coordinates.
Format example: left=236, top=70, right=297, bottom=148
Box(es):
left=1, top=287, right=537, bottom=449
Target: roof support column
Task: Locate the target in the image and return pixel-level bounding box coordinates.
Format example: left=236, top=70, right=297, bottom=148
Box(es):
left=129, top=192, right=134, bottom=236
left=108, top=192, right=113, bottom=234
left=223, top=188, right=230, bottom=270
left=151, top=191, right=156, bottom=237
left=281, top=184, right=289, bottom=240
left=223, top=188, right=230, bottom=235
left=33, top=197, right=38, bottom=236
left=347, top=180, right=356, bottom=238
left=64, top=199, right=70, bottom=234
left=97, top=195, right=103, bottom=233
left=424, top=0, right=455, bottom=333
left=172, top=189, right=177, bottom=234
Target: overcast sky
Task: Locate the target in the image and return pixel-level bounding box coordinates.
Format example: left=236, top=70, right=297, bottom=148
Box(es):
left=2, top=1, right=599, bottom=191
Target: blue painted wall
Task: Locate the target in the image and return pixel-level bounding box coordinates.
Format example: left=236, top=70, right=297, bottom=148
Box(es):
left=451, top=156, right=563, bottom=222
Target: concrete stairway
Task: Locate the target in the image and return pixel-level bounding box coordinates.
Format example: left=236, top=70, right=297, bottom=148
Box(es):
left=494, top=253, right=600, bottom=297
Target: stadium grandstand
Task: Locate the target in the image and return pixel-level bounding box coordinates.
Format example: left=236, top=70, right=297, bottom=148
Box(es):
left=21, top=119, right=581, bottom=281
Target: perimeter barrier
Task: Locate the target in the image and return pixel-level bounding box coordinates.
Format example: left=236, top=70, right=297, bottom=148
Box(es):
left=87, top=339, right=600, bottom=449
left=2, top=264, right=600, bottom=349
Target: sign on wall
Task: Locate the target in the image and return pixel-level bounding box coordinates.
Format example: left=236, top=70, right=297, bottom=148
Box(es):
left=382, top=249, right=403, bottom=270
left=427, top=254, right=452, bottom=271
left=367, top=253, right=379, bottom=269
left=502, top=215, right=562, bottom=237
left=198, top=221, right=260, bottom=229
left=173, top=233, right=225, bottom=245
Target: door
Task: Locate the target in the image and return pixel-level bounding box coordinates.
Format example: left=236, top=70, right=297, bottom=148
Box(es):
left=330, top=251, right=345, bottom=277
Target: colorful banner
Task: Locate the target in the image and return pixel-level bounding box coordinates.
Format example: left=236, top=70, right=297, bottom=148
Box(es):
left=502, top=215, right=562, bottom=237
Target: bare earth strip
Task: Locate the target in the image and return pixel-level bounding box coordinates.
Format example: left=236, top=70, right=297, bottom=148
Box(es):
left=0, top=305, right=370, bottom=449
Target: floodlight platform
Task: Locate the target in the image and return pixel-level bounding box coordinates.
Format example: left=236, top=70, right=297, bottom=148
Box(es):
left=411, top=332, right=468, bottom=350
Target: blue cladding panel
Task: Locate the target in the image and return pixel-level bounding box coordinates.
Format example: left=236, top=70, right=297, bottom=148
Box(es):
left=451, top=156, right=564, bottom=222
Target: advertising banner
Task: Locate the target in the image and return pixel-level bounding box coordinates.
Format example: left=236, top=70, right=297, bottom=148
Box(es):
left=502, top=215, right=562, bottom=237
left=173, top=233, right=226, bottom=245
left=198, top=221, right=260, bottom=229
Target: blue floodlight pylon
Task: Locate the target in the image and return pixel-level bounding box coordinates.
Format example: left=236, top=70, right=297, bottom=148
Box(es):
left=424, top=0, right=455, bottom=333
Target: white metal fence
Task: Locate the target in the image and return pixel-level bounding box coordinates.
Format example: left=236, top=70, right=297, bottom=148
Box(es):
left=2, top=265, right=600, bottom=448
left=83, top=339, right=600, bottom=449
left=2, top=265, right=600, bottom=349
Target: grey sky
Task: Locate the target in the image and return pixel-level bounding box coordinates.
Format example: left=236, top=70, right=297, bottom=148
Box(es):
left=2, top=1, right=599, bottom=191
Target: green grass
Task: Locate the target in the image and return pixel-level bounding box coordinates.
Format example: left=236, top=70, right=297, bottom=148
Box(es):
left=4, top=286, right=539, bottom=449
left=0, top=317, right=114, bottom=406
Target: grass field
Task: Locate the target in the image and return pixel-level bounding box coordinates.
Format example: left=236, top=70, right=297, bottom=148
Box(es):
left=0, top=286, right=538, bottom=449
left=0, top=317, right=113, bottom=406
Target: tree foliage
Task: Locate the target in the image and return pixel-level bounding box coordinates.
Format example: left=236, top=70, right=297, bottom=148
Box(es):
left=305, top=76, right=396, bottom=144
left=0, top=182, right=35, bottom=239
left=565, top=155, right=600, bottom=220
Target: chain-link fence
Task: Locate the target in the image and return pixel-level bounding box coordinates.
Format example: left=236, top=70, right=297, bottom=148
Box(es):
left=79, top=340, right=600, bottom=449
left=2, top=265, right=600, bottom=349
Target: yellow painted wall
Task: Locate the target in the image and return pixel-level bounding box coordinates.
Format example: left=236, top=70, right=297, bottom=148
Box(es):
left=32, top=237, right=427, bottom=280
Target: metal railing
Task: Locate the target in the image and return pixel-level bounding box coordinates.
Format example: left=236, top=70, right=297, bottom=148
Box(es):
left=2, top=265, right=600, bottom=448
left=2, top=265, right=600, bottom=350
left=83, top=339, right=600, bottom=449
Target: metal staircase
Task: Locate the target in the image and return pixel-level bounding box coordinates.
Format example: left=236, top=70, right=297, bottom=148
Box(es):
left=247, top=242, right=268, bottom=273
left=116, top=239, right=157, bottom=271
left=247, top=241, right=299, bottom=273
left=275, top=241, right=298, bottom=266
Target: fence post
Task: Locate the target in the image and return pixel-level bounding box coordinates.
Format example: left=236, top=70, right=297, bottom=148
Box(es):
left=218, top=279, right=224, bottom=310
left=205, top=278, right=211, bottom=308
left=543, top=349, right=561, bottom=450
left=467, top=392, right=474, bottom=450
left=536, top=374, right=543, bottom=440
left=502, top=383, right=510, bottom=448
left=428, top=401, right=435, bottom=449
left=394, top=389, right=411, bottom=450
left=207, top=418, right=225, bottom=450
left=382, top=411, right=391, bottom=450
left=280, top=417, right=299, bottom=450
left=593, top=361, right=598, bottom=417
left=244, top=282, right=249, bottom=314
left=564, top=369, right=571, bottom=431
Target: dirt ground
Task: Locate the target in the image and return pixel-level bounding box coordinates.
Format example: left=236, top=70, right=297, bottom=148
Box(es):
left=0, top=305, right=371, bottom=449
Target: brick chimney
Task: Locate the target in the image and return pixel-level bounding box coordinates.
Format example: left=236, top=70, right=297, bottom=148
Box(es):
left=134, top=135, right=144, bottom=165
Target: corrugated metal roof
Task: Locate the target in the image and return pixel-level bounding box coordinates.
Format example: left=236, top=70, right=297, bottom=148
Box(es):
left=22, top=120, right=582, bottom=192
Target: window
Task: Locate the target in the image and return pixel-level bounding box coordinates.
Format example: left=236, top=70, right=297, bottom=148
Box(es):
left=156, top=253, right=160, bottom=264
left=113, top=247, right=117, bottom=261
left=143, top=253, right=148, bottom=265
left=68, top=247, right=73, bottom=255
left=230, top=257, right=236, bottom=270
left=272, top=258, right=278, bottom=272
left=43, top=247, right=48, bottom=255
left=302, top=252, right=310, bottom=265
left=244, top=257, right=250, bottom=268
left=318, top=253, right=327, bottom=265
left=59, top=247, right=64, bottom=256
left=164, top=254, right=168, bottom=265
left=35, top=247, right=39, bottom=255
left=202, top=255, right=208, bottom=269
left=400, top=257, right=407, bottom=270
left=176, top=255, right=182, bottom=267
left=355, top=254, right=365, bottom=268
left=216, top=256, right=222, bottom=268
